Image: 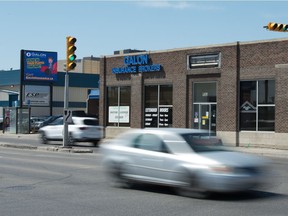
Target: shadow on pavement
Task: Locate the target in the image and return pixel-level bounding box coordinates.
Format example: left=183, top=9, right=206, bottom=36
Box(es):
left=123, top=184, right=285, bottom=201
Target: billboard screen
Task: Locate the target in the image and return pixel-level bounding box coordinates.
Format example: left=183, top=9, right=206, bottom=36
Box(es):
left=23, top=85, right=50, bottom=107
left=22, top=50, right=58, bottom=81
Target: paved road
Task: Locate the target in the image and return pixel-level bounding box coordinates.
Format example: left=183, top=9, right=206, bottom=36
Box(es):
left=0, top=147, right=288, bottom=216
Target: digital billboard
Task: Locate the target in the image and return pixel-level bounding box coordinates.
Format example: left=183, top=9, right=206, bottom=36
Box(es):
left=21, top=50, right=58, bottom=81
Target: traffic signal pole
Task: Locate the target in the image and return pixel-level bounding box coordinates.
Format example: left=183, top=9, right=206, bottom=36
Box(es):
left=63, top=36, right=77, bottom=148
left=63, top=71, right=69, bottom=147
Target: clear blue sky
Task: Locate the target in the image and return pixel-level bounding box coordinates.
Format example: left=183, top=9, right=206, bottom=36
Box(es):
left=1, top=0, right=288, bottom=70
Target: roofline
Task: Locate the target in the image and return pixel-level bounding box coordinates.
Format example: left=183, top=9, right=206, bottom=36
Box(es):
left=101, top=37, right=288, bottom=58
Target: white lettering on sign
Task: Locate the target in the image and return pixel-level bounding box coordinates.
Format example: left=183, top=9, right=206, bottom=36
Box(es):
left=108, top=106, right=130, bottom=123
left=145, top=108, right=157, bottom=112
left=159, top=108, right=169, bottom=112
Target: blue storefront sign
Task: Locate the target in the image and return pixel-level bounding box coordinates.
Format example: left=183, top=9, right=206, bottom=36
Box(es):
left=22, top=50, right=58, bottom=81
left=112, top=54, right=162, bottom=74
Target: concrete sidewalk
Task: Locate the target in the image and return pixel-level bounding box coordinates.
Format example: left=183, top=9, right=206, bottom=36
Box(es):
left=227, top=146, right=288, bottom=158
left=0, top=132, right=93, bottom=153
left=0, top=132, right=39, bottom=139
left=0, top=132, right=288, bottom=158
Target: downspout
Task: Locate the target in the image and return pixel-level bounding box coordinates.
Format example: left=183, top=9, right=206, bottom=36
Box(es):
left=236, top=42, right=240, bottom=147
left=102, top=56, right=107, bottom=128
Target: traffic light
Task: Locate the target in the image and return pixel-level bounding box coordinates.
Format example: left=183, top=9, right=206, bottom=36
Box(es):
left=66, top=36, right=77, bottom=71
left=264, top=22, right=288, bottom=32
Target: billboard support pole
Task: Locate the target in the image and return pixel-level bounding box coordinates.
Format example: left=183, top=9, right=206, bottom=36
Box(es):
left=20, top=50, right=24, bottom=109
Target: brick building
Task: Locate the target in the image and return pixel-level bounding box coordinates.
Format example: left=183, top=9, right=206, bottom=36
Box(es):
left=100, top=38, right=288, bottom=148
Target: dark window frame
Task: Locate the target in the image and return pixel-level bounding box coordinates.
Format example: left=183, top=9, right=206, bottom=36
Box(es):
left=144, top=85, right=173, bottom=128
left=240, top=80, right=275, bottom=131
left=106, top=86, right=131, bottom=127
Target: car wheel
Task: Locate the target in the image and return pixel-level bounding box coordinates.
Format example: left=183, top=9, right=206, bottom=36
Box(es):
left=92, top=140, right=99, bottom=147
left=40, top=131, right=48, bottom=144
left=106, top=162, right=133, bottom=189
left=175, top=171, right=210, bottom=199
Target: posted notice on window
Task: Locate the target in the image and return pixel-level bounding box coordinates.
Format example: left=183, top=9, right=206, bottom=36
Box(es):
left=108, top=106, right=130, bottom=123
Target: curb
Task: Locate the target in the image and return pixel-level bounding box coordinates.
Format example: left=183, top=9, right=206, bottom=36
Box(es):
left=0, top=143, right=93, bottom=153
left=0, top=143, right=37, bottom=150
left=1, top=142, right=287, bottom=157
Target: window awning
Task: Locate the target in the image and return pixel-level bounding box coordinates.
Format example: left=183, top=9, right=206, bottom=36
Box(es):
left=88, top=89, right=99, bottom=99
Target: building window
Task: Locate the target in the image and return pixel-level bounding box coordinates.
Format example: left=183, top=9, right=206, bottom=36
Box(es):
left=193, top=82, right=217, bottom=103
left=240, top=80, right=275, bottom=131
left=188, top=53, right=220, bottom=69
left=107, top=86, right=131, bottom=127
left=144, top=85, right=173, bottom=128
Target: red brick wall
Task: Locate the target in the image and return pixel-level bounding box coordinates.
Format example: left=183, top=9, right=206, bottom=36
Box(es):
left=100, top=38, right=288, bottom=133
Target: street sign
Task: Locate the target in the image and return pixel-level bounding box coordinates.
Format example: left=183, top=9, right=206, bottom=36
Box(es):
left=64, top=109, right=73, bottom=123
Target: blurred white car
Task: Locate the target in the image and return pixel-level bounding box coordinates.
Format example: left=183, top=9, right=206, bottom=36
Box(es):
left=100, top=128, right=270, bottom=198
left=39, top=116, right=104, bottom=146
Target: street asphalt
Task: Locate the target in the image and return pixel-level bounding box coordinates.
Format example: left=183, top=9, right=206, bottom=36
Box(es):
left=0, top=132, right=288, bottom=158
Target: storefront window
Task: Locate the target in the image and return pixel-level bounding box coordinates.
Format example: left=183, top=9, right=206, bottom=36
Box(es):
left=240, top=80, right=275, bottom=131
left=107, top=86, right=131, bottom=127
left=120, top=86, right=130, bottom=107
left=240, top=112, right=256, bottom=131
left=144, top=85, right=173, bottom=128
left=160, top=85, right=173, bottom=105
left=145, top=85, right=158, bottom=108
left=107, top=87, right=118, bottom=106
left=258, top=106, right=275, bottom=131
left=239, top=81, right=256, bottom=107
left=258, top=80, right=275, bottom=104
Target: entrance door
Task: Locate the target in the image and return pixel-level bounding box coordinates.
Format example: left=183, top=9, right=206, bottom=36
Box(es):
left=193, top=104, right=216, bottom=135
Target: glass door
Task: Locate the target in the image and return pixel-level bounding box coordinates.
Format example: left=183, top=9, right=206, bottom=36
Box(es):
left=211, top=104, right=216, bottom=133
left=193, top=82, right=217, bottom=135
left=200, top=104, right=210, bottom=130
left=193, top=104, right=216, bottom=135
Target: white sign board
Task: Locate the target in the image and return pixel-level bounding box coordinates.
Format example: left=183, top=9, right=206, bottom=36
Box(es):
left=108, top=106, right=130, bottom=123
left=23, top=85, right=50, bottom=106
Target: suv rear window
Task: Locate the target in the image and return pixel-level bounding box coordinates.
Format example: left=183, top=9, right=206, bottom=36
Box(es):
left=83, top=119, right=99, bottom=126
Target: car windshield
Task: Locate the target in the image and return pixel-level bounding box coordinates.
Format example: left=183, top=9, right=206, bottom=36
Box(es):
left=181, top=133, right=225, bottom=153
